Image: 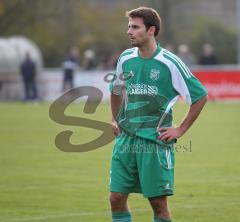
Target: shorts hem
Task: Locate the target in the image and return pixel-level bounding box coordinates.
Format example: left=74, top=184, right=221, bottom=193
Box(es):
left=143, top=191, right=174, bottom=198
left=110, top=188, right=141, bottom=195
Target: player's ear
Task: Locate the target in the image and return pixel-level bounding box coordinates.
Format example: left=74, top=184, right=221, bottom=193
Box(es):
left=148, top=26, right=156, bottom=36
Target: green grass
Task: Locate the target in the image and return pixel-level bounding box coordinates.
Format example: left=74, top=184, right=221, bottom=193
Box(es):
left=0, top=101, right=239, bottom=222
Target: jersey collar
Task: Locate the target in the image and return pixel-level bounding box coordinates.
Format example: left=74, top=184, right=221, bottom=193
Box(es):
left=138, top=43, right=162, bottom=60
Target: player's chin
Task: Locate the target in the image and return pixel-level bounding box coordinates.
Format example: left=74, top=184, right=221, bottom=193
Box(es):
left=130, top=41, right=139, bottom=47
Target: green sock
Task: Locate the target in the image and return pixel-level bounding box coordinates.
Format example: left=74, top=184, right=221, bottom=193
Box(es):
left=112, top=211, right=132, bottom=222
left=154, top=216, right=171, bottom=222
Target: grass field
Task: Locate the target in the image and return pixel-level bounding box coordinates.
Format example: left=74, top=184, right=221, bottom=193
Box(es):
left=0, top=101, right=240, bottom=222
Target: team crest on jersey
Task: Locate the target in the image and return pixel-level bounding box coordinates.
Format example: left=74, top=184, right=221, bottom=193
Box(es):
left=150, top=69, right=160, bottom=81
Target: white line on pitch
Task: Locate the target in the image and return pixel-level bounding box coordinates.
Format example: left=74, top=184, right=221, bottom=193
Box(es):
left=0, top=209, right=151, bottom=222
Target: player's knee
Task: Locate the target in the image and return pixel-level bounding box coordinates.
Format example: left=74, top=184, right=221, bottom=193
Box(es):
left=109, top=192, right=127, bottom=206
left=149, top=196, right=168, bottom=215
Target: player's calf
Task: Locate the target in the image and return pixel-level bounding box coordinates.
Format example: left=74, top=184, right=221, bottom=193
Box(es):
left=149, top=196, right=172, bottom=222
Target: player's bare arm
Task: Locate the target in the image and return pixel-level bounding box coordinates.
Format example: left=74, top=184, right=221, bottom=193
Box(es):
left=158, top=95, right=208, bottom=142
left=110, top=93, right=123, bottom=136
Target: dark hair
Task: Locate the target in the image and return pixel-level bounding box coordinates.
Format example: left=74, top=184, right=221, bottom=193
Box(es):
left=126, top=7, right=161, bottom=37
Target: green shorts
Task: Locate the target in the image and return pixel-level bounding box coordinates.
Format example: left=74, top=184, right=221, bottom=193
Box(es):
left=110, top=131, right=175, bottom=198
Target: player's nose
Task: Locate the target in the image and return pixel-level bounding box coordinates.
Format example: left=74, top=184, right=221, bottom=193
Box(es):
left=127, top=28, right=132, bottom=35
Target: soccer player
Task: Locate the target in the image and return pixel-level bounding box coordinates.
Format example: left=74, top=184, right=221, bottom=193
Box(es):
left=109, top=7, right=208, bottom=222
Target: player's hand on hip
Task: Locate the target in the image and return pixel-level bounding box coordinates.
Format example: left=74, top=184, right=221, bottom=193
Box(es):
left=111, top=120, right=121, bottom=136
left=157, top=126, right=184, bottom=142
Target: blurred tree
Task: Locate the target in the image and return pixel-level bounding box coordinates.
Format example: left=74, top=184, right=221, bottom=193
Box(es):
left=172, top=17, right=237, bottom=64
left=149, top=0, right=173, bottom=44
left=0, top=0, right=27, bottom=34
left=0, top=0, right=238, bottom=66
left=191, top=17, right=237, bottom=64
left=0, top=0, right=130, bottom=66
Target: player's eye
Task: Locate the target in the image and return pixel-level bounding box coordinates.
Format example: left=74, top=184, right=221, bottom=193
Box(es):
left=128, top=25, right=139, bottom=29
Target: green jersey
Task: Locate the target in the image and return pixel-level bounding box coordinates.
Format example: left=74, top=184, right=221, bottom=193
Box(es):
left=110, top=44, right=207, bottom=144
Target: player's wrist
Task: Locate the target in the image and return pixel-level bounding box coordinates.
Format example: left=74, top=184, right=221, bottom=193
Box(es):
left=178, top=125, right=187, bottom=136
left=112, top=117, right=117, bottom=123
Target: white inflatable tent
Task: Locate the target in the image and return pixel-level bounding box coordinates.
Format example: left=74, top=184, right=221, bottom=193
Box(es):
left=0, top=36, right=43, bottom=100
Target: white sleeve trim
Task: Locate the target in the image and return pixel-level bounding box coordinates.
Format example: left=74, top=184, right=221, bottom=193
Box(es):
left=154, top=51, right=192, bottom=105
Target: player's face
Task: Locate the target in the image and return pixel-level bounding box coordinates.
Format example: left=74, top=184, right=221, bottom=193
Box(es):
left=127, top=17, right=150, bottom=47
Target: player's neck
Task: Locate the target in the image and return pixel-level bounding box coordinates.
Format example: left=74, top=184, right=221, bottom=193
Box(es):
left=138, top=39, right=157, bottom=58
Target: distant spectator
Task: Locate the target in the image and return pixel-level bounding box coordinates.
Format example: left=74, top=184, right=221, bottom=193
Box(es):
left=83, top=49, right=96, bottom=70
left=20, top=52, right=38, bottom=101
left=199, top=43, right=218, bottom=65
left=62, top=47, right=79, bottom=92
left=177, top=44, right=196, bottom=66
